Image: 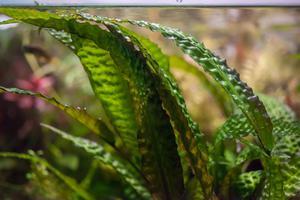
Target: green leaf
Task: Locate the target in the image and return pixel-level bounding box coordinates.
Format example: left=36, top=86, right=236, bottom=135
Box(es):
left=0, top=152, right=93, bottom=200
left=119, top=27, right=170, bottom=71
left=215, top=95, right=297, bottom=144
left=104, top=24, right=184, bottom=200
left=215, top=114, right=252, bottom=144
left=235, top=145, right=262, bottom=166
left=41, top=123, right=151, bottom=200
left=259, top=94, right=296, bottom=122
left=234, top=170, right=263, bottom=199
left=49, top=30, right=139, bottom=160
left=170, top=56, right=232, bottom=116
left=257, top=107, right=299, bottom=199
left=104, top=23, right=213, bottom=198
left=0, top=86, right=113, bottom=143
left=260, top=158, right=285, bottom=200
left=271, top=131, right=300, bottom=199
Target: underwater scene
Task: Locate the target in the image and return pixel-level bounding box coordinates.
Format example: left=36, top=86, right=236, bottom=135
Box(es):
left=0, top=7, right=299, bottom=200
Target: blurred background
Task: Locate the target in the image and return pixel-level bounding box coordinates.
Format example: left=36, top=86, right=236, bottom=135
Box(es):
left=0, top=8, right=299, bottom=199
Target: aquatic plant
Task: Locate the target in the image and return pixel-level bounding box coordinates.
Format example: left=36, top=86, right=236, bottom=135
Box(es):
left=0, top=8, right=299, bottom=200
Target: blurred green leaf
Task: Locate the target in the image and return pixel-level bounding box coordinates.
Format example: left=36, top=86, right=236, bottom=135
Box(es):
left=0, top=86, right=114, bottom=143
left=41, top=123, right=151, bottom=200
left=0, top=152, right=93, bottom=200
left=170, top=55, right=232, bottom=116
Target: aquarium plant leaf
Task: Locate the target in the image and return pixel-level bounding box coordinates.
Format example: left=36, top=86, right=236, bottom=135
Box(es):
left=120, top=27, right=170, bottom=71
left=103, top=23, right=214, bottom=199
left=103, top=24, right=185, bottom=200
left=235, top=145, right=263, bottom=166
left=0, top=86, right=113, bottom=143
left=170, top=56, right=232, bottom=116
left=270, top=131, right=300, bottom=199
left=0, top=152, right=93, bottom=200
left=184, top=177, right=205, bottom=200
left=28, top=162, right=80, bottom=199
left=259, top=94, right=296, bottom=121
left=259, top=106, right=299, bottom=199
left=215, top=95, right=297, bottom=144
left=234, top=170, right=263, bottom=199
left=40, top=123, right=151, bottom=200
left=216, top=117, right=300, bottom=146
left=49, top=30, right=139, bottom=160
left=215, top=114, right=253, bottom=144
left=105, top=17, right=274, bottom=150
left=260, top=158, right=285, bottom=200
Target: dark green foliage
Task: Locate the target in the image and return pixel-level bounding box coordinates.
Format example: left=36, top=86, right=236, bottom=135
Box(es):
left=0, top=152, right=93, bottom=200
left=270, top=132, right=300, bottom=198
left=0, top=8, right=299, bottom=200
left=234, top=170, right=263, bottom=199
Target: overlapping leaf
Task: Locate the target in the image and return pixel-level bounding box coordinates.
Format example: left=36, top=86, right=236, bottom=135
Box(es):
left=104, top=24, right=184, bottom=200
left=215, top=95, right=297, bottom=144
left=184, top=177, right=205, bottom=200
left=214, top=95, right=299, bottom=199
left=41, top=123, right=151, bottom=200
left=0, top=152, right=93, bottom=200
left=48, top=30, right=139, bottom=160
left=119, top=27, right=169, bottom=71
left=235, top=145, right=263, bottom=166
left=269, top=132, right=300, bottom=199
left=260, top=159, right=285, bottom=200
left=170, top=56, right=232, bottom=116
left=103, top=23, right=213, bottom=198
